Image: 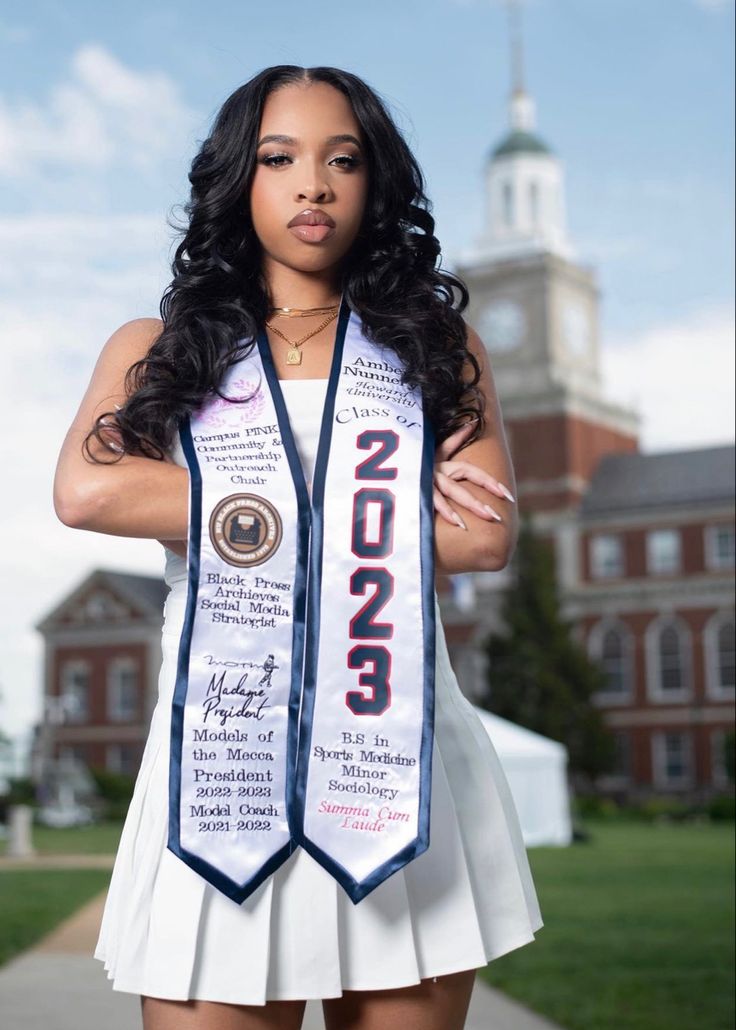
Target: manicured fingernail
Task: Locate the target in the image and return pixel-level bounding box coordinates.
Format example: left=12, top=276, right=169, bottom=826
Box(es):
left=483, top=504, right=503, bottom=521
left=452, top=512, right=467, bottom=530
left=499, top=484, right=515, bottom=502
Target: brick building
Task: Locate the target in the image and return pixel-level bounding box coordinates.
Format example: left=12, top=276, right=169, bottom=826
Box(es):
left=34, top=61, right=734, bottom=805
left=34, top=569, right=167, bottom=778
left=575, top=446, right=734, bottom=800
left=440, top=63, right=735, bottom=801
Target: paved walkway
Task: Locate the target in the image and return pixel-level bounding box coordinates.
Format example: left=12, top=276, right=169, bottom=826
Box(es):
left=0, top=858, right=564, bottom=1030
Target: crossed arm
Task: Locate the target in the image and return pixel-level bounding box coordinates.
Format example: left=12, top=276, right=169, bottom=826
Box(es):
left=54, top=319, right=517, bottom=575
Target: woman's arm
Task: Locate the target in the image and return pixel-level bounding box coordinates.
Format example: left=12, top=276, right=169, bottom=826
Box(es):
left=433, top=322, right=518, bottom=575
left=53, top=318, right=189, bottom=542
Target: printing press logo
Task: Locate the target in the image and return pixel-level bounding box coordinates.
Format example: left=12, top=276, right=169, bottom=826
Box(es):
left=209, top=494, right=283, bottom=567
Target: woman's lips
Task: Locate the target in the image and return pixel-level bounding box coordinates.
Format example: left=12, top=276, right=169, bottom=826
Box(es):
left=288, top=223, right=336, bottom=243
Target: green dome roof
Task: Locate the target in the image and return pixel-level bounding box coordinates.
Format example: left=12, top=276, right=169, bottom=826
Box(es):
left=490, top=129, right=553, bottom=160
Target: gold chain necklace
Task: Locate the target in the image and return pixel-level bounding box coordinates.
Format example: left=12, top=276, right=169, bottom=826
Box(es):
left=270, top=303, right=339, bottom=316
left=265, top=304, right=339, bottom=366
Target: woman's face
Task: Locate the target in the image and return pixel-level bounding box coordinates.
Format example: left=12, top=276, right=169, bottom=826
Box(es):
left=250, top=81, right=369, bottom=285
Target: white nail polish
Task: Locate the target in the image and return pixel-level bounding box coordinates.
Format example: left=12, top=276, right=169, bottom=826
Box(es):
left=483, top=504, right=503, bottom=521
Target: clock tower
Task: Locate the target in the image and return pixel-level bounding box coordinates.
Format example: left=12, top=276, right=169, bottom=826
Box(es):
left=452, top=2, right=640, bottom=516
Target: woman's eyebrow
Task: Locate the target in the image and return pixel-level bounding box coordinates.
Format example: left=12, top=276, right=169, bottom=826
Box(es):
left=256, top=133, right=362, bottom=148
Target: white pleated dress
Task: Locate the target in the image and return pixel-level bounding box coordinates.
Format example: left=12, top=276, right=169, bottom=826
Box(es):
left=94, top=377, right=544, bottom=1004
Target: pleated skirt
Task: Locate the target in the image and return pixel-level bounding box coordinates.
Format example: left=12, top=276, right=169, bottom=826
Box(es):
left=93, top=573, right=544, bottom=1004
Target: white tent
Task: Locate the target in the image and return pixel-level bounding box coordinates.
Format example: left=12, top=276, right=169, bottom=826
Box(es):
left=472, top=706, right=573, bottom=847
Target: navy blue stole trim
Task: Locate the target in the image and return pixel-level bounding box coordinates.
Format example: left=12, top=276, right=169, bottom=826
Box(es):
left=254, top=295, right=352, bottom=848
left=167, top=419, right=297, bottom=903
left=290, top=310, right=437, bottom=904
left=167, top=299, right=352, bottom=903
left=167, top=295, right=435, bottom=906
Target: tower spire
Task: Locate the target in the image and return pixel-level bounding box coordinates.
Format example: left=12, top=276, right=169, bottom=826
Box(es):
left=461, top=0, right=572, bottom=261
left=508, top=0, right=524, bottom=95
left=507, top=0, right=535, bottom=133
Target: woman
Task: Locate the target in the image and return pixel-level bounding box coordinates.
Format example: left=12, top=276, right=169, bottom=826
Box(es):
left=54, top=65, right=543, bottom=1030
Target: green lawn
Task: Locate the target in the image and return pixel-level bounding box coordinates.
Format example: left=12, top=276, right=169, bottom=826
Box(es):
left=0, top=816, right=733, bottom=1030
left=0, top=820, right=125, bottom=967
left=480, top=818, right=735, bottom=1030
left=0, top=819, right=125, bottom=856
left=0, top=869, right=112, bottom=967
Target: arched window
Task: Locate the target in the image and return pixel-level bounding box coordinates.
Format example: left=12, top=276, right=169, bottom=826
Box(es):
left=588, top=621, right=633, bottom=701
left=704, top=613, right=736, bottom=699
left=645, top=617, right=692, bottom=701
left=718, top=621, right=735, bottom=690
left=502, top=181, right=514, bottom=226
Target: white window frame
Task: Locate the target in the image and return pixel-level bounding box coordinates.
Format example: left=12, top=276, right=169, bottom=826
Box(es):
left=652, top=730, right=693, bottom=789
left=703, top=611, right=736, bottom=700
left=704, top=523, right=735, bottom=570
left=644, top=616, right=693, bottom=703
left=59, top=659, right=91, bottom=723
left=106, top=657, right=139, bottom=723
left=646, top=528, right=681, bottom=575
left=590, top=533, right=624, bottom=579
left=587, top=619, right=635, bottom=704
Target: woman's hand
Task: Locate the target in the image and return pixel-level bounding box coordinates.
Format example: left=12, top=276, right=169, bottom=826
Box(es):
left=156, top=420, right=515, bottom=556
left=434, top=419, right=515, bottom=531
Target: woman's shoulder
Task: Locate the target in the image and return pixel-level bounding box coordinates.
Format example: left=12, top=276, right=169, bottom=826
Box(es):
left=107, top=316, right=163, bottom=353
left=92, top=317, right=164, bottom=379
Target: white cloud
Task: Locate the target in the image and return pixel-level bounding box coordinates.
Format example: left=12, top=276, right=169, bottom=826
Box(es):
left=0, top=43, right=197, bottom=177
left=0, top=212, right=175, bottom=742
left=602, top=302, right=735, bottom=452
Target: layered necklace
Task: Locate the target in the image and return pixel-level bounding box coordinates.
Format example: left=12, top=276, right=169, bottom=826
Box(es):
left=265, top=301, right=340, bottom=366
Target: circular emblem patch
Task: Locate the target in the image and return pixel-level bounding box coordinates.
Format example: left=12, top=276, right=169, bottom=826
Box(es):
left=208, top=493, right=283, bottom=567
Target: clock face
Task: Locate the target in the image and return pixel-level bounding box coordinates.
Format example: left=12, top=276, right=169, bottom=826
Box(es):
left=562, top=301, right=591, bottom=358
left=478, top=300, right=525, bottom=352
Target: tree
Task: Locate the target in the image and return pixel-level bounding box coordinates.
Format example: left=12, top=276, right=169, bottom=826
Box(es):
left=478, top=513, right=616, bottom=787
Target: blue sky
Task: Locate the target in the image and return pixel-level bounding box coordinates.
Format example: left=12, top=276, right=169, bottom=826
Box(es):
left=0, top=0, right=733, bottom=740
left=1, top=0, right=733, bottom=332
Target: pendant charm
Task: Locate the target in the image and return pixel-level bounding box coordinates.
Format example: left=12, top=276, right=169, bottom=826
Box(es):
left=286, top=347, right=302, bottom=365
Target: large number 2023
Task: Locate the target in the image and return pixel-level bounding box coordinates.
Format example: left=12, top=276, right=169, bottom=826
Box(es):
left=346, top=429, right=400, bottom=716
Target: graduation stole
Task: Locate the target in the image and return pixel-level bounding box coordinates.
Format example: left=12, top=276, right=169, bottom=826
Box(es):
left=168, top=294, right=436, bottom=905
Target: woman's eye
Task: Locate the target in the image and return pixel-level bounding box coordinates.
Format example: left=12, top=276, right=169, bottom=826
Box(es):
left=260, top=154, right=359, bottom=169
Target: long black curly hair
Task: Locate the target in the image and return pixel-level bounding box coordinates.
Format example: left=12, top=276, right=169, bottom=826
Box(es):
left=84, top=64, right=484, bottom=463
